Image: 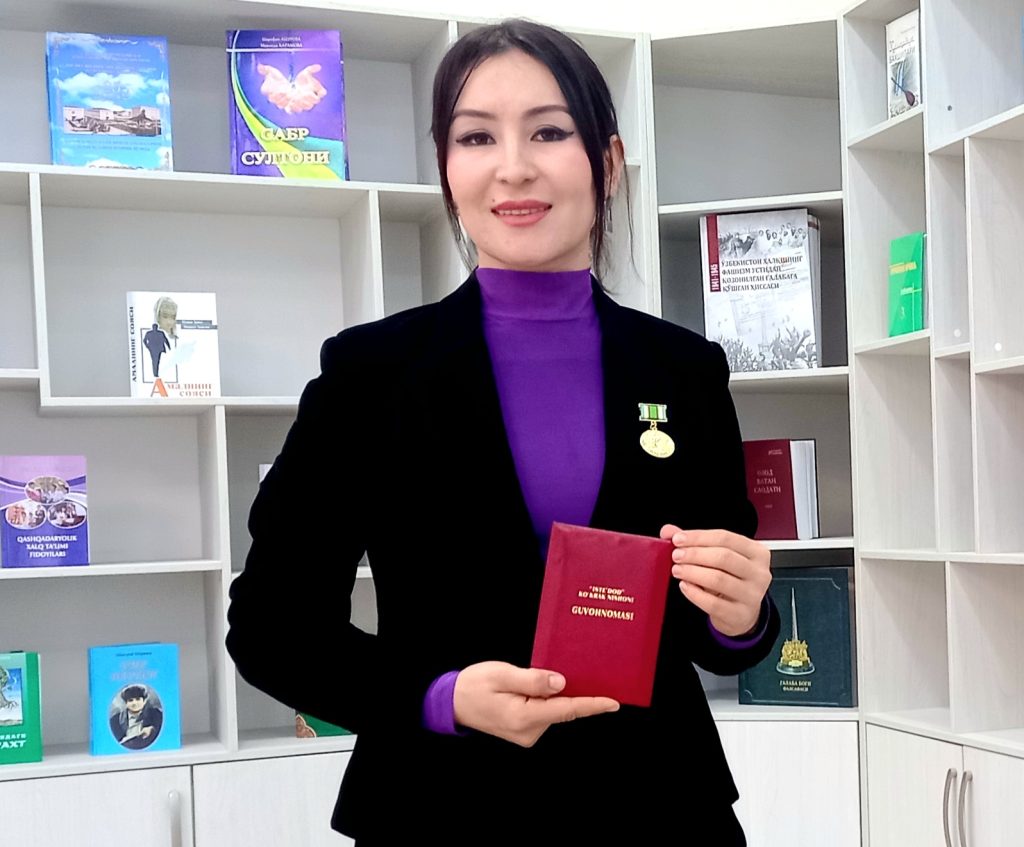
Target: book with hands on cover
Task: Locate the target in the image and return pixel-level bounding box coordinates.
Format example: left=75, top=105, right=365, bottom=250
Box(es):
left=531, top=522, right=674, bottom=707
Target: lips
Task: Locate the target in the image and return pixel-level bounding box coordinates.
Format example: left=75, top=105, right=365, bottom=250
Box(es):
left=492, top=200, right=552, bottom=216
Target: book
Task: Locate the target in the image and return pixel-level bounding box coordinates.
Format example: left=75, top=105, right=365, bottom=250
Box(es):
left=739, top=567, right=855, bottom=707
left=0, top=652, right=43, bottom=765
left=88, top=642, right=181, bottom=755
left=743, top=439, right=819, bottom=541
left=886, top=10, right=922, bottom=118
left=127, top=292, right=221, bottom=399
left=1, top=455, right=89, bottom=568
left=530, top=522, right=674, bottom=707
left=227, top=30, right=350, bottom=180
left=700, top=208, right=821, bottom=372
left=45, top=32, right=173, bottom=170
left=295, top=712, right=351, bottom=738
left=889, top=232, right=927, bottom=336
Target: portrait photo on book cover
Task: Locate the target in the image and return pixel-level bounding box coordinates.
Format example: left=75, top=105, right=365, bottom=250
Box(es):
left=108, top=684, right=164, bottom=750
left=0, top=667, right=25, bottom=726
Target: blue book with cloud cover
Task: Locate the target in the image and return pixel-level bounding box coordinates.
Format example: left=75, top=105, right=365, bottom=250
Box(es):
left=89, top=642, right=180, bottom=756
left=46, top=32, right=173, bottom=170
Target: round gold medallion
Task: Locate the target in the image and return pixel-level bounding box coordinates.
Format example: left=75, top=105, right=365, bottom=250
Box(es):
left=640, top=428, right=675, bottom=459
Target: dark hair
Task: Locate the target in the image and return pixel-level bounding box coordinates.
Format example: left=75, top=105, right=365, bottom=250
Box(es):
left=431, top=18, right=634, bottom=287
left=122, top=685, right=147, bottom=701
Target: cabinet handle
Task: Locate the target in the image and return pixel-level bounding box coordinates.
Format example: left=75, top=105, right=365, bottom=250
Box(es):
left=943, top=768, right=957, bottom=847
left=958, top=770, right=973, bottom=847
left=168, top=789, right=183, bottom=847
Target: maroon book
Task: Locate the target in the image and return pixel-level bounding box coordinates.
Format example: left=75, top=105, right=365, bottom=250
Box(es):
left=530, top=522, right=674, bottom=707
left=743, top=438, right=819, bottom=540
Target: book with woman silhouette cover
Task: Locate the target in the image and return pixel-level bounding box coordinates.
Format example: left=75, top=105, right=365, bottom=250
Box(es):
left=127, top=292, right=220, bottom=399
left=0, top=651, right=42, bottom=765
left=226, top=30, right=349, bottom=180
left=531, top=523, right=674, bottom=707
left=89, top=642, right=180, bottom=756
left=0, top=455, right=89, bottom=568
left=45, top=32, right=173, bottom=170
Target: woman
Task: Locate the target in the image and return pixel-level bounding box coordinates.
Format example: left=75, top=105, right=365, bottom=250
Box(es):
left=226, top=18, right=779, bottom=846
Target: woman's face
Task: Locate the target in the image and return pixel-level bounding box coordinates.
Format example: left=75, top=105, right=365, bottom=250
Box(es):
left=446, top=48, right=622, bottom=272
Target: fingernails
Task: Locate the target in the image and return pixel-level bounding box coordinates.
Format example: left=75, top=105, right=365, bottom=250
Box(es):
left=672, top=565, right=683, bottom=578
left=548, top=673, right=565, bottom=691
left=674, top=532, right=687, bottom=545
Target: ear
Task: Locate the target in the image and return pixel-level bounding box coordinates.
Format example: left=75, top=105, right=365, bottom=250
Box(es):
left=604, top=134, right=625, bottom=200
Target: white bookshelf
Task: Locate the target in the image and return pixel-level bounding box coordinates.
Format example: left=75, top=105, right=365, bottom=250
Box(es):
left=842, top=0, right=1024, bottom=841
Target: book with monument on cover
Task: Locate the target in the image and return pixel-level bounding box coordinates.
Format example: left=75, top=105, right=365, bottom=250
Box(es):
left=738, top=566, right=855, bottom=707
left=127, top=292, right=220, bottom=399
left=1, top=455, right=89, bottom=568
left=531, top=522, right=674, bottom=707
left=0, top=651, right=43, bottom=765
left=46, top=32, right=173, bottom=170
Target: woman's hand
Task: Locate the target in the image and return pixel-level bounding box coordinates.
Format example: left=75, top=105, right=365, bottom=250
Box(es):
left=453, top=661, right=619, bottom=748
left=660, top=525, right=772, bottom=637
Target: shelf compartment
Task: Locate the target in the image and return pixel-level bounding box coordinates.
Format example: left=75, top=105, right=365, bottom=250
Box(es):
left=857, top=557, right=949, bottom=714
left=845, top=147, right=926, bottom=348
left=703, top=688, right=859, bottom=722
left=853, top=353, right=935, bottom=549
left=840, top=0, right=920, bottom=141
left=966, top=136, right=1024, bottom=365
left=0, top=172, right=36, bottom=371
left=37, top=187, right=371, bottom=399
left=652, top=21, right=840, bottom=206
left=0, top=369, right=39, bottom=389
left=0, top=14, right=454, bottom=185
left=948, top=561, right=1024, bottom=734
left=926, top=147, right=970, bottom=348
left=728, top=367, right=849, bottom=395
left=933, top=357, right=975, bottom=551
left=0, top=559, right=222, bottom=579
left=236, top=728, right=356, bottom=756
left=934, top=343, right=970, bottom=360
left=0, top=570, right=229, bottom=758
left=924, top=0, right=1024, bottom=151
left=0, top=390, right=222, bottom=563
left=854, top=329, right=930, bottom=356
left=847, top=105, right=924, bottom=152
left=732, top=391, right=853, bottom=539
left=974, top=371, right=1024, bottom=553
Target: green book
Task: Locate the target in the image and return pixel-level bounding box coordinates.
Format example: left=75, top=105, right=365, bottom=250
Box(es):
left=889, top=232, right=926, bottom=336
left=738, top=567, right=856, bottom=707
left=0, top=651, right=43, bottom=765
left=296, top=711, right=351, bottom=738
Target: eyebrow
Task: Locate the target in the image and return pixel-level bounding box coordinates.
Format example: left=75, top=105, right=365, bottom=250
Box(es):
left=451, top=105, right=571, bottom=120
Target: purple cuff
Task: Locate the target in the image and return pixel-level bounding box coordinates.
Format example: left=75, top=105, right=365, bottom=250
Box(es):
left=708, top=596, right=771, bottom=649
left=422, top=670, right=470, bottom=736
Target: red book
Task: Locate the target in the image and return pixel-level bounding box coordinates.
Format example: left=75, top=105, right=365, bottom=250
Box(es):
left=530, top=522, right=674, bottom=707
left=742, top=438, right=819, bottom=540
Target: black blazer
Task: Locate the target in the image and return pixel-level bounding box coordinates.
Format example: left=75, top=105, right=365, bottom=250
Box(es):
left=226, top=269, right=780, bottom=844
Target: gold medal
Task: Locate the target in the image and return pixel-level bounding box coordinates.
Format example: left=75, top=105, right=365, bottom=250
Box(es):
left=638, top=403, right=675, bottom=459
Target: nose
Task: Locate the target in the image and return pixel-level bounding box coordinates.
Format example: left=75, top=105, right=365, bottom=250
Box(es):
left=494, top=135, right=538, bottom=185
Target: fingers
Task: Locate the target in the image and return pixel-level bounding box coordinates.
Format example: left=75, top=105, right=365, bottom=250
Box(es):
left=529, top=695, right=620, bottom=726
left=659, top=523, right=682, bottom=540
left=494, top=664, right=566, bottom=698
left=673, top=560, right=748, bottom=603
left=668, top=527, right=761, bottom=559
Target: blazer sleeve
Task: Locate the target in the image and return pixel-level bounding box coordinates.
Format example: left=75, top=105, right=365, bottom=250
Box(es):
left=225, top=334, right=438, bottom=736
left=669, top=339, right=780, bottom=676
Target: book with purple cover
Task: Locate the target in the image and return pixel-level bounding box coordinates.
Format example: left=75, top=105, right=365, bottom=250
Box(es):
left=531, top=522, right=674, bottom=707
left=0, top=456, right=89, bottom=568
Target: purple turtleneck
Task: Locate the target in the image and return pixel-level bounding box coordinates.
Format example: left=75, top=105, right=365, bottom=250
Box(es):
left=420, top=266, right=769, bottom=736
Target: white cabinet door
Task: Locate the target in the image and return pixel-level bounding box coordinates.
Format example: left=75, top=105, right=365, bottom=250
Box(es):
left=961, top=747, right=1024, bottom=847
left=716, top=721, right=861, bottom=847
left=193, top=752, right=353, bottom=847
left=0, top=766, right=192, bottom=847
left=866, top=725, right=962, bottom=847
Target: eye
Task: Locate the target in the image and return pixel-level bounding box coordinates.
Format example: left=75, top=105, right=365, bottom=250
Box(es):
left=535, top=127, right=572, bottom=141
left=455, top=131, right=492, bottom=146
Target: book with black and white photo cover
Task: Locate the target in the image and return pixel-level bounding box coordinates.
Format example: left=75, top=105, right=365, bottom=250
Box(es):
left=127, top=292, right=220, bottom=399
left=89, top=642, right=180, bottom=756
left=0, top=651, right=43, bottom=765
left=1, top=455, right=89, bottom=568
left=700, top=208, right=821, bottom=372
left=46, top=32, right=173, bottom=170
left=886, top=10, right=921, bottom=117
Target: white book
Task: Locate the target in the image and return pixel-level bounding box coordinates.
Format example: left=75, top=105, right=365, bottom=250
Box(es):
left=886, top=10, right=921, bottom=118
left=127, top=292, right=221, bottom=398
left=699, top=208, right=820, bottom=372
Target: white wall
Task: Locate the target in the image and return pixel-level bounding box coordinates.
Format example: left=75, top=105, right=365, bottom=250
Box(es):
left=352, top=0, right=851, bottom=36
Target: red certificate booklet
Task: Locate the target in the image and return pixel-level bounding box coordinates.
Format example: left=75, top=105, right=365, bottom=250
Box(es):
left=530, top=522, right=674, bottom=707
